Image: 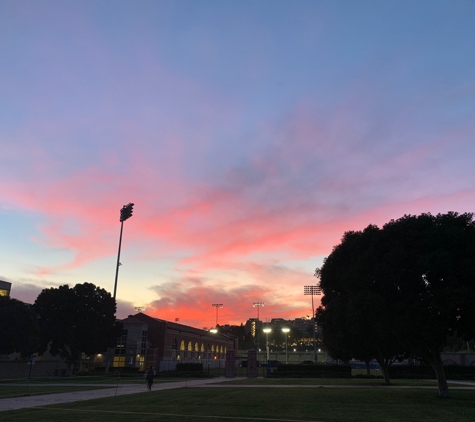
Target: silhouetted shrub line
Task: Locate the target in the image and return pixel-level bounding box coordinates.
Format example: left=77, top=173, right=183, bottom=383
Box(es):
left=268, top=364, right=352, bottom=378
left=388, top=365, right=475, bottom=380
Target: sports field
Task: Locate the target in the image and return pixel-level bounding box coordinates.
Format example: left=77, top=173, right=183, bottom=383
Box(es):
left=1, top=379, right=474, bottom=422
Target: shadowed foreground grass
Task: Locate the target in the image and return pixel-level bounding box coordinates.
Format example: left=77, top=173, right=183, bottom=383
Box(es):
left=2, top=386, right=475, bottom=422
left=217, top=377, right=443, bottom=387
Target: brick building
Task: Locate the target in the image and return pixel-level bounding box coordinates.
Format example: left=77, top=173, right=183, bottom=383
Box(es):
left=104, top=312, right=237, bottom=371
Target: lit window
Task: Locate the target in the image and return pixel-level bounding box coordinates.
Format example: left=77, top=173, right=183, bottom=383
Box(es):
left=113, top=356, right=125, bottom=367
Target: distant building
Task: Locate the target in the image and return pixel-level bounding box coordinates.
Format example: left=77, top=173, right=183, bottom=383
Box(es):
left=100, top=313, right=237, bottom=372
left=293, top=317, right=315, bottom=337
left=0, top=280, right=11, bottom=297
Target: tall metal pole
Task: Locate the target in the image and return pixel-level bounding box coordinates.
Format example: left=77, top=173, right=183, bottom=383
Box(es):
left=286, top=335, right=288, bottom=364
left=263, top=327, right=271, bottom=362
left=212, top=304, right=223, bottom=326
left=311, top=293, right=315, bottom=362
left=113, top=203, right=134, bottom=302
left=304, top=285, right=321, bottom=363
left=113, top=220, right=124, bottom=301
left=253, top=302, right=264, bottom=351
left=282, top=327, right=290, bottom=364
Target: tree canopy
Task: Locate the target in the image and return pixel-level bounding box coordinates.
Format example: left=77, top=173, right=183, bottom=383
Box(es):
left=316, top=212, right=475, bottom=397
left=0, top=296, right=39, bottom=357
left=33, top=282, right=123, bottom=370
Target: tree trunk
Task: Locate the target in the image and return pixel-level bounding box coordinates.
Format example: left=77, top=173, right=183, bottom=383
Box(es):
left=427, top=352, right=449, bottom=398
left=67, top=362, right=74, bottom=376
left=376, top=358, right=391, bottom=385
left=364, top=359, right=371, bottom=377
left=381, top=365, right=390, bottom=385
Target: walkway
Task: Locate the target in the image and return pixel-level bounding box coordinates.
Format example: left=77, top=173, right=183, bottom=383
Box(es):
left=0, top=378, right=240, bottom=412
left=1, top=378, right=474, bottom=413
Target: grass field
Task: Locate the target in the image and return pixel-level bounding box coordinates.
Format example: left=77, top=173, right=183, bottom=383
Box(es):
left=218, top=377, right=443, bottom=387
left=1, top=384, right=475, bottom=422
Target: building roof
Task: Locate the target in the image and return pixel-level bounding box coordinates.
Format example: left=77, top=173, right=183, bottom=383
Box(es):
left=130, top=312, right=235, bottom=342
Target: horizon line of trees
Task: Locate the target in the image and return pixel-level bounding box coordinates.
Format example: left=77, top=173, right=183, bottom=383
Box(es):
left=0, top=282, right=122, bottom=373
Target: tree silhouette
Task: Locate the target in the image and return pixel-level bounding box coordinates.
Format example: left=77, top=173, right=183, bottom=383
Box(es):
left=317, top=212, right=475, bottom=397
left=0, top=297, right=39, bottom=357
left=34, top=282, right=122, bottom=373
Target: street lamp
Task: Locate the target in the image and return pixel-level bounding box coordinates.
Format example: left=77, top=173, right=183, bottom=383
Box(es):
left=263, top=327, right=272, bottom=362
left=113, top=203, right=134, bottom=301
left=282, top=327, right=290, bottom=364
left=212, top=304, right=223, bottom=326
left=304, top=285, right=322, bottom=363
left=253, top=302, right=264, bottom=351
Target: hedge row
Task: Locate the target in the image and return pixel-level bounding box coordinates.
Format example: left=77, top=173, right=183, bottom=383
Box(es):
left=269, top=364, right=352, bottom=378
left=388, top=365, right=475, bottom=380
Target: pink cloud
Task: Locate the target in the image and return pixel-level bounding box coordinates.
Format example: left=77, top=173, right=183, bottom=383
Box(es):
left=2, top=86, right=474, bottom=328
left=143, top=268, right=316, bottom=327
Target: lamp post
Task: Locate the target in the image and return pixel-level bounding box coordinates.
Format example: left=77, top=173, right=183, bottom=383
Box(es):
left=304, top=285, right=322, bottom=363
left=253, top=302, right=264, bottom=351
left=282, top=327, right=290, bottom=364
left=113, top=203, right=134, bottom=301
left=212, top=304, right=223, bottom=326
left=263, top=327, right=272, bottom=362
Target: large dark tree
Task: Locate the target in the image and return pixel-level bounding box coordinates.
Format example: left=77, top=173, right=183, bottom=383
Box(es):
left=316, top=225, right=407, bottom=384
left=0, top=296, right=40, bottom=357
left=317, top=212, right=475, bottom=397
left=33, top=282, right=123, bottom=372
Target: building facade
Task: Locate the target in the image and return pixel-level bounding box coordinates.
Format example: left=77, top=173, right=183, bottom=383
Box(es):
left=0, top=280, right=11, bottom=297
left=103, top=312, right=237, bottom=371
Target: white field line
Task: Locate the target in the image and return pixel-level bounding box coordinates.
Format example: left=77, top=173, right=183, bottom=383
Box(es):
left=42, top=407, right=321, bottom=422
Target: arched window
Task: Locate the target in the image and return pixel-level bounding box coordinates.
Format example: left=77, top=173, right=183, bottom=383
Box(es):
left=224, top=347, right=227, bottom=353
left=188, top=341, right=192, bottom=351
left=180, top=340, right=185, bottom=351
left=211, top=345, right=215, bottom=352
left=194, top=342, right=199, bottom=351
left=201, top=343, right=205, bottom=352
left=220, top=346, right=223, bottom=353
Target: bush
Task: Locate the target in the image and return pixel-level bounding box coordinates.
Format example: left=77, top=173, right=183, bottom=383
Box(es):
left=269, top=364, right=352, bottom=378
left=388, top=365, right=475, bottom=380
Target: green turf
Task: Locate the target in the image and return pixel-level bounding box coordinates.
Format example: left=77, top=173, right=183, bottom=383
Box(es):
left=1, top=386, right=474, bottom=422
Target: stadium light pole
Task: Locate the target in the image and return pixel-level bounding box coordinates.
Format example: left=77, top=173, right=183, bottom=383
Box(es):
left=304, top=285, right=322, bottom=363
left=212, top=304, right=223, bottom=326
left=113, top=203, right=134, bottom=301
left=253, top=302, right=264, bottom=351
left=282, top=327, right=290, bottom=364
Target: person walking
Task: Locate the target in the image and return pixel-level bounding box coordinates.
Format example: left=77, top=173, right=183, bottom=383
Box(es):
left=146, top=367, right=155, bottom=391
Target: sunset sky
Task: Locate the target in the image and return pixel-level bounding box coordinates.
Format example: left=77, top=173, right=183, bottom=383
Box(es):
left=1, top=0, right=474, bottom=329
